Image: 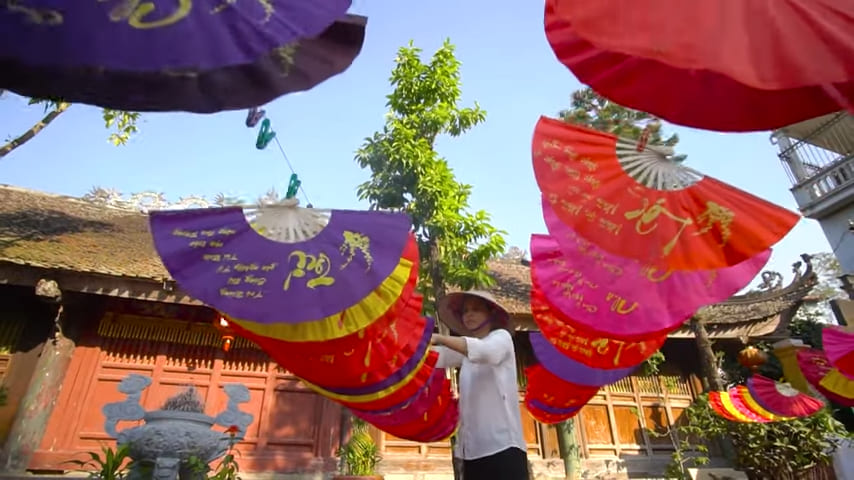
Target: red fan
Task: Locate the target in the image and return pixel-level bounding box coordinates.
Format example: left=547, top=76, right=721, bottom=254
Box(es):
left=309, top=351, right=440, bottom=412
left=525, top=364, right=599, bottom=409
left=544, top=0, right=854, bottom=132
left=353, top=370, right=458, bottom=442
left=746, top=374, right=825, bottom=417
left=532, top=116, right=799, bottom=271
left=823, top=326, right=854, bottom=379
left=525, top=396, right=580, bottom=425
left=228, top=289, right=425, bottom=389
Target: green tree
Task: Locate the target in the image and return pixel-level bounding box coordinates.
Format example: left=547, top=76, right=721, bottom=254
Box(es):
left=560, top=88, right=679, bottom=147
left=353, top=39, right=507, bottom=313
left=1, top=96, right=139, bottom=159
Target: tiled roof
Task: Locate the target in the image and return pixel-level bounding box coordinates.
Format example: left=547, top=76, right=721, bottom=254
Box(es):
left=0, top=185, right=815, bottom=322
left=0, top=185, right=169, bottom=279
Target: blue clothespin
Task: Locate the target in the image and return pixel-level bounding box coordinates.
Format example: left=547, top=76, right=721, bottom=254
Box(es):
left=256, top=118, right=276, bottom=150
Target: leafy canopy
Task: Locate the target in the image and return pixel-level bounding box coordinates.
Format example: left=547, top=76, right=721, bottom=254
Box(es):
left=354, top=39, right=506, bottom=302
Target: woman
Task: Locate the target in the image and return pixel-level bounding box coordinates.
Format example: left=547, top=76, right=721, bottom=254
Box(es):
left=432, top=290, right=529, bottom=480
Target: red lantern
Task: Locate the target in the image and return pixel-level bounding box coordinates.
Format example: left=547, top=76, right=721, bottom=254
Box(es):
left=215, top=316, right=235, bottom=353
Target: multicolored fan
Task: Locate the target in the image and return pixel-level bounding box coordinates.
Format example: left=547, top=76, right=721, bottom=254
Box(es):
left=531, top=116, right=799, bottom=271
left=796, top=349, right=854, bottom=407
left=149, top=201, right=458, bottom=442
left=710, top=376, right=823, bottom=422
left=823, top=326, right=854, bottom=379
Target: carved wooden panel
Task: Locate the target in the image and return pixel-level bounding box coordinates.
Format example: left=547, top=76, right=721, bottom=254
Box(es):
left=577, top=374, right=697, bottom=458
left=31, top=313, right=340, bottom=473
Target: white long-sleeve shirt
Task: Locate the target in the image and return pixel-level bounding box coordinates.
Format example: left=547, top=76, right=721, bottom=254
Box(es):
left=434, top=329, right=527, bottom=460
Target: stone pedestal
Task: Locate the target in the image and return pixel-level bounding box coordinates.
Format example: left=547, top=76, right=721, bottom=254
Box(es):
left=103, top=374, right=254, bottom=480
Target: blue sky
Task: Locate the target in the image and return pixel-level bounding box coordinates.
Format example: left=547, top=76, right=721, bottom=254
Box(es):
left=0, top=0, right=830, bottom=283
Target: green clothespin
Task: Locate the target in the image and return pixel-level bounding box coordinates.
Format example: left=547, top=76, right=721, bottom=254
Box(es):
left=285, top=173, right=301, bottom=199
left=256, top=118, right=276, bottom=150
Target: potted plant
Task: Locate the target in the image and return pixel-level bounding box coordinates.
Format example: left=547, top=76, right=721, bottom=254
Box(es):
left=333, top=414, right=383, bottom=480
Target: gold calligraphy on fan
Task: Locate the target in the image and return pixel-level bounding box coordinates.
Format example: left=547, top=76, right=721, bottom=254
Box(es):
left=537, top=308, right=645, bottom=367
left=546, top=257, right=642, bottom=315
left=538, top=138, right=736, bottom=257
left=102, top=0, right=275, bottom=30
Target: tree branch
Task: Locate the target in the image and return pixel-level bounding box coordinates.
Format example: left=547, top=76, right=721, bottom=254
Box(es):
left=0, top=102, right=71, bottom=159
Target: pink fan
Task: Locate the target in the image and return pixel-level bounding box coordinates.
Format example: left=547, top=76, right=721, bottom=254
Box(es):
left=532, top=221, right=770, bottom=340
left=746, top=374, right=825, bottom=417
left=823, top=326, right=854, bottom=379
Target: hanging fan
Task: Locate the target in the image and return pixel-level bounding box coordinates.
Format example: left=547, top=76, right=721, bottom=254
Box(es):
left=525, top=364, right=599, bottom=409
left=320, top=352, right=440, bottom=413
left=150, top=201, right=413, bottom=324
left=823, top=326, right=854, bottom=378
left=316, top=314, right=433, bottom=396
left=530, top=289, right=666, bottom=368
left=352, top=370, right=458, bottom=442
left=228, top=233, right=419, bottom=342
left=544, top=0, right=854, bottom=132
left=0, top=2, right=367, bottom=112
left=746, top=374, right=825, bottom=417
left=532, top=116, right=799, bottom=270
left=230, top=296, right=427, bottom=390
left=527, top=398, right=581, bottom=416
left=525, top=397, right=580, bottom=425
left=530, top=332, right=636, bottom=387
left=531, top=232, right=768, bottom=340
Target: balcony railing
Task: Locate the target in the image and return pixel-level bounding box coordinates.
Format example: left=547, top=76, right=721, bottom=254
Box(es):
left=774, top=113, right=854, bottom=210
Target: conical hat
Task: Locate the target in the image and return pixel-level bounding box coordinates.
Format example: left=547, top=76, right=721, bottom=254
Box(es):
left=437, top=290, right=513, bottom=336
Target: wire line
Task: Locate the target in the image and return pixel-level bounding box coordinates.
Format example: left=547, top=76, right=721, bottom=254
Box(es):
left=273, top=135, right=312, bottom=207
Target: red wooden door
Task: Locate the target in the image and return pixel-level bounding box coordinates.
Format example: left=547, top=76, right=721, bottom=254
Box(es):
left=32, top=312, right=341, bottom=474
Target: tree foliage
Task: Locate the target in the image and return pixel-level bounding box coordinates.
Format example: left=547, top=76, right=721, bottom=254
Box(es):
left=354, top=40, right=506, bottom=308
left=560, top=88, right=679, bottom=146
left=664, top=394, right=848, bottom=480
left=1, top=96, right=139, bottom=159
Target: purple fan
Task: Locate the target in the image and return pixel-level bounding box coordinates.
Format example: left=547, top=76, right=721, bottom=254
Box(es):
left=0, top=3, right=366, bottom=112
left=530, top=332, right=636, bottom=387
left=150, top=206, right=412, bottom=324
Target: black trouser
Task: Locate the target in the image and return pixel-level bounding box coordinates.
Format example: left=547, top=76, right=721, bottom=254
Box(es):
left=462, top=447, right=529, bottom=480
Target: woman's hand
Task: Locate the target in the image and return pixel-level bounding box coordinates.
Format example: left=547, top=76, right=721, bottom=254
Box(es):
left=431, top=333, right=447, bottom=346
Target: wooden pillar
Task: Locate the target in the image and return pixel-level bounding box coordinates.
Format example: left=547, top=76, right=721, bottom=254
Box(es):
left=1, top=281, right=76, bottom=472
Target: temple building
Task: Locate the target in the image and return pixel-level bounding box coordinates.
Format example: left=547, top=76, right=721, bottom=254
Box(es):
left=0, top=185, right=817, bottom=479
